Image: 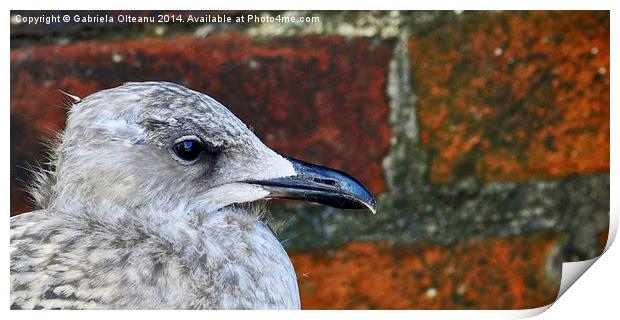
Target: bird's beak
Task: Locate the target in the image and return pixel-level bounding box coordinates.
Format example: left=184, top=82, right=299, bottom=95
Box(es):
left=246, top=156, right=377, bottom=214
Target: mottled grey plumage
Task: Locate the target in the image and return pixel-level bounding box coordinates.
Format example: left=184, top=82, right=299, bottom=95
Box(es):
left=11, top=82, right=375, bottom=310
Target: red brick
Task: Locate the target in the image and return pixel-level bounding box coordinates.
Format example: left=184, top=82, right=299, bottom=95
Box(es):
left=10, top=34, right=392, bottom=214
left=410, top=11, right=609, bottom=183
left=291, top=234, right=561, bottom=309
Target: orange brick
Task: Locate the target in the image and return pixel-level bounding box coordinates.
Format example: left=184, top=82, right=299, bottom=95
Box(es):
left=291, top=234, right=562, bottom=309
left=410, top=11, right=609, bottom=183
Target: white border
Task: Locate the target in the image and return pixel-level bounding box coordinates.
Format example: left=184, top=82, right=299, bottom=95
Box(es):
left=3, top=1, right=617, bottom=319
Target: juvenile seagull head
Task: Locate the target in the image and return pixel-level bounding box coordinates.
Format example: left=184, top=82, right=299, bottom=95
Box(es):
left=42, top=82, right=376, bottom=215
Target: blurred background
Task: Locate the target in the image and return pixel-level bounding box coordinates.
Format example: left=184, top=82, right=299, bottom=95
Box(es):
left=10, top=10, right=609, bottom=309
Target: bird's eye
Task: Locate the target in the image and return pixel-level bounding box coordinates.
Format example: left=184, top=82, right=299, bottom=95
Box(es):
left=172, top=138, right=204, bottom=163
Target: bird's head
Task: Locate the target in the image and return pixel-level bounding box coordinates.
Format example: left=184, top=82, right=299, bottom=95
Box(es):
left=48, top=82, right=376, bottom=215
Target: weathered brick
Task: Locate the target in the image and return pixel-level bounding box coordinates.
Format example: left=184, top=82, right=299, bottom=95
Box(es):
left=291, top=234, right=561, bottom=309
left=10, top=34, right=392, bottom=214
left=410, top=11, right=609, bottom=183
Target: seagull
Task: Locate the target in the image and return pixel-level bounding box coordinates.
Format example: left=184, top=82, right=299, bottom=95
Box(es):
left=10, top=82, right=376, bottom=310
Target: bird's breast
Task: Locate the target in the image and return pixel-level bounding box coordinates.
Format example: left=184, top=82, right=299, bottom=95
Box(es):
left=189, top=209, right=301, bottom=309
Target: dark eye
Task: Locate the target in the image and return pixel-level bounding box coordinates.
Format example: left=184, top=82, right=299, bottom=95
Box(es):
left=172, top=138, right=204, bottom=162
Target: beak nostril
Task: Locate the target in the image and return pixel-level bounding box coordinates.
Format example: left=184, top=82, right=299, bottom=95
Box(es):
left=312, top=178, right=337, bottom=186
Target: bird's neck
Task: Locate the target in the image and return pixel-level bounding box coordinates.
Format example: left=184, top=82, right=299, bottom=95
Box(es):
left=48, top=180, right=271, bottom=222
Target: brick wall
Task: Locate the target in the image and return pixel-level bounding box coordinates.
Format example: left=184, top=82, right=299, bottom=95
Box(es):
left=10, top=10, right=610, bottom=309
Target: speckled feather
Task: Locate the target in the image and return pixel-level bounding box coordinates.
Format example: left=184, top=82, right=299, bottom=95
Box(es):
left=10, top=82, right=300, bottom=309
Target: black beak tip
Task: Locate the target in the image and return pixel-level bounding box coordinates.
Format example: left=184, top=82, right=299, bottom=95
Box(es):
left=348, top=181, right=377, bottom=214
left=249, top=156, right=379, bottom=214
left=294, top=159, right=378, bottom=214
left=366, top=195, right=378, bottom=214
